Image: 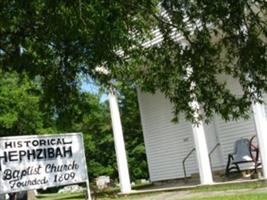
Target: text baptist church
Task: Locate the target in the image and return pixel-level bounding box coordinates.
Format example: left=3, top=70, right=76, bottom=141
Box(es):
left=0, top=138, right=73, bottom=170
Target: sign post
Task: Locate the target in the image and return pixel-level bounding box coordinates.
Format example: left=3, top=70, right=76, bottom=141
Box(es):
left=0, top=133, right=91, bottom=200
left=86, top=180, right=92, bottom=200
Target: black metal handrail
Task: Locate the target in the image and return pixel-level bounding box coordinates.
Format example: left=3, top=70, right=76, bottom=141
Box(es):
left=208, top=143, right=220, bottom=169
left=183, top=147, right=195, bottom=182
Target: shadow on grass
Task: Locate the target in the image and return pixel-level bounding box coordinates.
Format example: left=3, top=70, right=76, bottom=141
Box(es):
left=37, top=192, right=85, bottom=200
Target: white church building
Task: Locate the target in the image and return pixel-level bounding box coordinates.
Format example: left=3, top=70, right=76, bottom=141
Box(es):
left=107, top=16, right=267, bottom=194
left=137, top=77, right=267, bottom=183
left=109, top=75, right=267, bottom=194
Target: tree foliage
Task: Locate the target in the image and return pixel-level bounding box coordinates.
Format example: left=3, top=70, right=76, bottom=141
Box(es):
left=118, top=84, right=148, bottom=180
left=72, top=86, right=148, bottom=181
left=0, top=71, right=43, bottom=135
left=2, top=1, right=266, bottom=123
left=0, top=71, right=147, bottom=181
left=0, top=0, right=156, bottom=110
left=0, top=1, right=152, bottom=180
left=121, top=0, right=267, bottom=123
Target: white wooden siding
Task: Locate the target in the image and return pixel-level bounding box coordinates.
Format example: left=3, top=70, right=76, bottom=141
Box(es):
left=137, top=90, right=198, bottom=182
left=213, top=76, right=257, bottom=169
left=214, top=116, right=256, bottom=169
left=137, top=77, right=267, bottom=182
left=204, top=122, right=224, bottom=170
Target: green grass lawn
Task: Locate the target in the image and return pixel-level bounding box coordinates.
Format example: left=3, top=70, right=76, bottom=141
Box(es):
left=37, top=192, right=267, bottom=200
left=37, top=192, right=85, bottom=200
left=194, top=193, right=267, bottom=200
left=193, top=181, right=267, bottom=192
left=36, top=181, right=267, bottom=200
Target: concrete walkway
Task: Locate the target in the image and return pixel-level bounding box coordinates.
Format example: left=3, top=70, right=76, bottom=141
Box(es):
left=127, top=187, right=267, bottom=200
left=116, top=179, right=267, bottom=200
left=129, top=178, right=261, bottom=195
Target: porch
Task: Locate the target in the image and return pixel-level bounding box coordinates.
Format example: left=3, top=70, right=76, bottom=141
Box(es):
left=108, top=75, right=267, bottom=194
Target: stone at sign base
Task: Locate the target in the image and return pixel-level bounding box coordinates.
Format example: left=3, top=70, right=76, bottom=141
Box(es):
left=96, top=176, right=111, bottom=189
left=27, top=191, right=36, bottom=200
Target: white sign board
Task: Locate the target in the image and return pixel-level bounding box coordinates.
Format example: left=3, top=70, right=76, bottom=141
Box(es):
left=0, top=133, right=88, bottom=194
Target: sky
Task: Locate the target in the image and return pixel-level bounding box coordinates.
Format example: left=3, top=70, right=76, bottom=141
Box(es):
left=81, top=78, right=108, bottom=102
